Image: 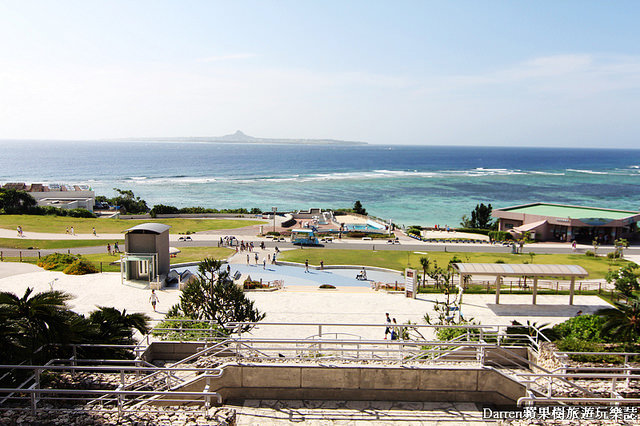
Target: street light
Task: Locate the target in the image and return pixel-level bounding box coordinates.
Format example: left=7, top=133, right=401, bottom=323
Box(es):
left=272, top=207, right=277, bottom=233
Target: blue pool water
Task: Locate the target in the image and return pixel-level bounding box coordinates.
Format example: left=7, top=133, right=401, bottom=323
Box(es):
left=172, top=264, right=403, bottom=288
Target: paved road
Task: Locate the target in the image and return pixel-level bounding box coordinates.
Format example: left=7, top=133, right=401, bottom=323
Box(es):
left=1, top=238, right=638, bottom=257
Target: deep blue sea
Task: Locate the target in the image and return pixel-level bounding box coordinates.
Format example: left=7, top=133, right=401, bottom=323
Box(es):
left=1, top=141, right=639, bottom=226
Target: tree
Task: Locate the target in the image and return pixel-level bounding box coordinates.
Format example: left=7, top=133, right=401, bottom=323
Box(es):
left=0, top=188, right=37, bottom=214
left=111, top=188, right=149, bottom=214
left=419, top=257, right=430, bottom=288
left=471, top=203, right=494, bottom=229
left=0, top=288, right=74, bottom=360
left=88, top=307, right=150, bottom=345
left=596, top=297, right=640, bottom=342
left=353, top=200, right=367, bottom=216
left=606, top=264, right=639, bottom=298
left=614, top=238, right=629, bottom=259
left=171, top=258, right=265, bottom=332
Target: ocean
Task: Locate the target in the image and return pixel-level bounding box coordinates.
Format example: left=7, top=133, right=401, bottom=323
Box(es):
left=1, top=141, right=639, bottom=227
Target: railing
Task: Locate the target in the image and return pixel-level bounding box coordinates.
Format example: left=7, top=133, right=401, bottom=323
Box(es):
left=516, top=369, right=640, bottom=406
left=224, top=321, right=546, bottom=351
left=0, top=364, right=222, bottom=416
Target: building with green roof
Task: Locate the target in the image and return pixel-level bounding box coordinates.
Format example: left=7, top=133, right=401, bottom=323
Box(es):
left=492, top=203, right=639, bottom=243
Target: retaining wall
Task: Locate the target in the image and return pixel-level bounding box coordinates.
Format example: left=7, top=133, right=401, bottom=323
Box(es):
left=174, top=363, right=526, bottom=406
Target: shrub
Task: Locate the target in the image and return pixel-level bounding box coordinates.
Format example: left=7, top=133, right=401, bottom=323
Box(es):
left=150, top=204, right=180, bottom=217
left=243, top=280, right=269, bottom=290
left=552, top=314, right=608, bottom=342
left=37, top=253, right=77, bottom=270
left=555, top=338, right=628, bottom=363
left=585, top=250, right=596, bottom=257
left=494, top=259, right=505, bottom=264
left=436, top=323, right=480, bottom=341
left=488, top=231, right=513, bottom=241
left=66, top=208, right=96, bottom=218
left=152, top=316, right=226, bottom=340
left=266, top=231, right=281, bottom=236
left=347, top=231, right=366, bottom=238
left=63, top=258, right=99, bottom=275
left=407, top=226, right=422, bottom=236
left=319, top=284, right=336, bottom=289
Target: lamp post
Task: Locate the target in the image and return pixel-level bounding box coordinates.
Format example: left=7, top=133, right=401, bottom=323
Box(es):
left=272, top=207, right=277, bottom=233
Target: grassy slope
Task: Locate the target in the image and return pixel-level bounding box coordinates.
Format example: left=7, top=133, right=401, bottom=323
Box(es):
left=0, top=247, right=236, bottom=272
left=0, top=238, right=125, bottom=250
left=0, top=215, right=265, bottom=234
left=279, top=249, right=629, bottom=279
left=80, top=247, right=234, bottom=271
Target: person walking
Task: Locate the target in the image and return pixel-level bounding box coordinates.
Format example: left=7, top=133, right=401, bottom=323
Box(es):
left=305, top=259, right=309, bottom=273
left=92, top=227, right=97, bottom=236
left=263, top=258, right=266, bottom=270
left=320, top=260, right=324, bottom=269
left=384, top=313, right=392, bottom=339
left=70, top=226, right=75, bottom=236
left=255, top=253, right=259, bottom=264
left=107, top=243, right=112, bottom=255
left=246, top=254, right=250, bottom=265
left=149, top=289, right=159, bottom=312
left=390, top=318, right=399, bottom=340
left=114, top=242, right=119, bottom=253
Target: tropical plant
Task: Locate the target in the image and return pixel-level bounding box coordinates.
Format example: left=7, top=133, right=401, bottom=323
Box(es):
left=169, top=258, right=265, bottom=332
left=419, top=256, right=430, bottom=287
left=353, top=200, right=367, bottom=215
left=551, top=314, right=607, bottom=342
left=461, top=203, right=495, bottom=229
left=0, top=188, right=37, bottom=213
left=109, top=188, right=149, bottom=214
left=595, top=297, right=640, bottom=342
left=0, top=288, right=74, bottom=360
left=605, top=264, right=639, bottom=298
left=63, top=258, right=99, bottom=275
left=88, top=307, right=150, bottom=345
left=614, top=238, right=629, bottom=259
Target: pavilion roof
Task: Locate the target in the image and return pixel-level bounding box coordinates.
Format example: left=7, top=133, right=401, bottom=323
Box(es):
left=451, top=263, right=588, bottom=278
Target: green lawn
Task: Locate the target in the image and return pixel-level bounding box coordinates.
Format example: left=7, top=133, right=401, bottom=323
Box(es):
left=278, top=249, right=630, bottom=279
left=80, top=247, right=235, bottom=272
left=0, top=238, right=124, bottom=250
left=0, top=215, right=265, bottom=234
left=0, top=247, right=236, bottom=272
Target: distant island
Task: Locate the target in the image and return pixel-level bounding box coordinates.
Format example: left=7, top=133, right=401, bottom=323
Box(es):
left=111, top=130, right=367, bottom=145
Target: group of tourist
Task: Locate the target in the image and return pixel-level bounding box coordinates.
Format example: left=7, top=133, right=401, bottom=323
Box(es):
left=16, top=225, right=24, bottom=237
left=106, top=242, right=120, bottom=255
left=218, top=236, right=237, bottom=247
left=384, top=313, right=401, bottom=340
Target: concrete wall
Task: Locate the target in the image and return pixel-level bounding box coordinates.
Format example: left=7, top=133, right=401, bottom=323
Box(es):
left=174, top=363, right=526, bottom=406
left=141, top=342, right=236, bottom=362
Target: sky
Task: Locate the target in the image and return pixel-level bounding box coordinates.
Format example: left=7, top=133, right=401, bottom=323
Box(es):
left=0, top=1, right=639, bottom=147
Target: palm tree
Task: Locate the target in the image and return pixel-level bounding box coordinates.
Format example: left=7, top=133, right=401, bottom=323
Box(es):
left=88, top=306, right=151, bottom=345
left=0, top=288, right=74, bottom=359
left=596, top=297, right=640, bottom=342
left=419, top=256, right=430, bottom=288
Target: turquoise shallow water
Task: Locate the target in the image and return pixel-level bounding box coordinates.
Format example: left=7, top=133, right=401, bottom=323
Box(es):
left=1, top=141, right=639, bottom=226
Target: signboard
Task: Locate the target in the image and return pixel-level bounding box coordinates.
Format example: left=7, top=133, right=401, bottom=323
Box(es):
left=405, top=268, right=417, bottom=299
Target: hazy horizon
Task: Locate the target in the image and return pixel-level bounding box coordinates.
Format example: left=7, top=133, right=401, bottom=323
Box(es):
left=1, top=1, right=639, bottom=148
